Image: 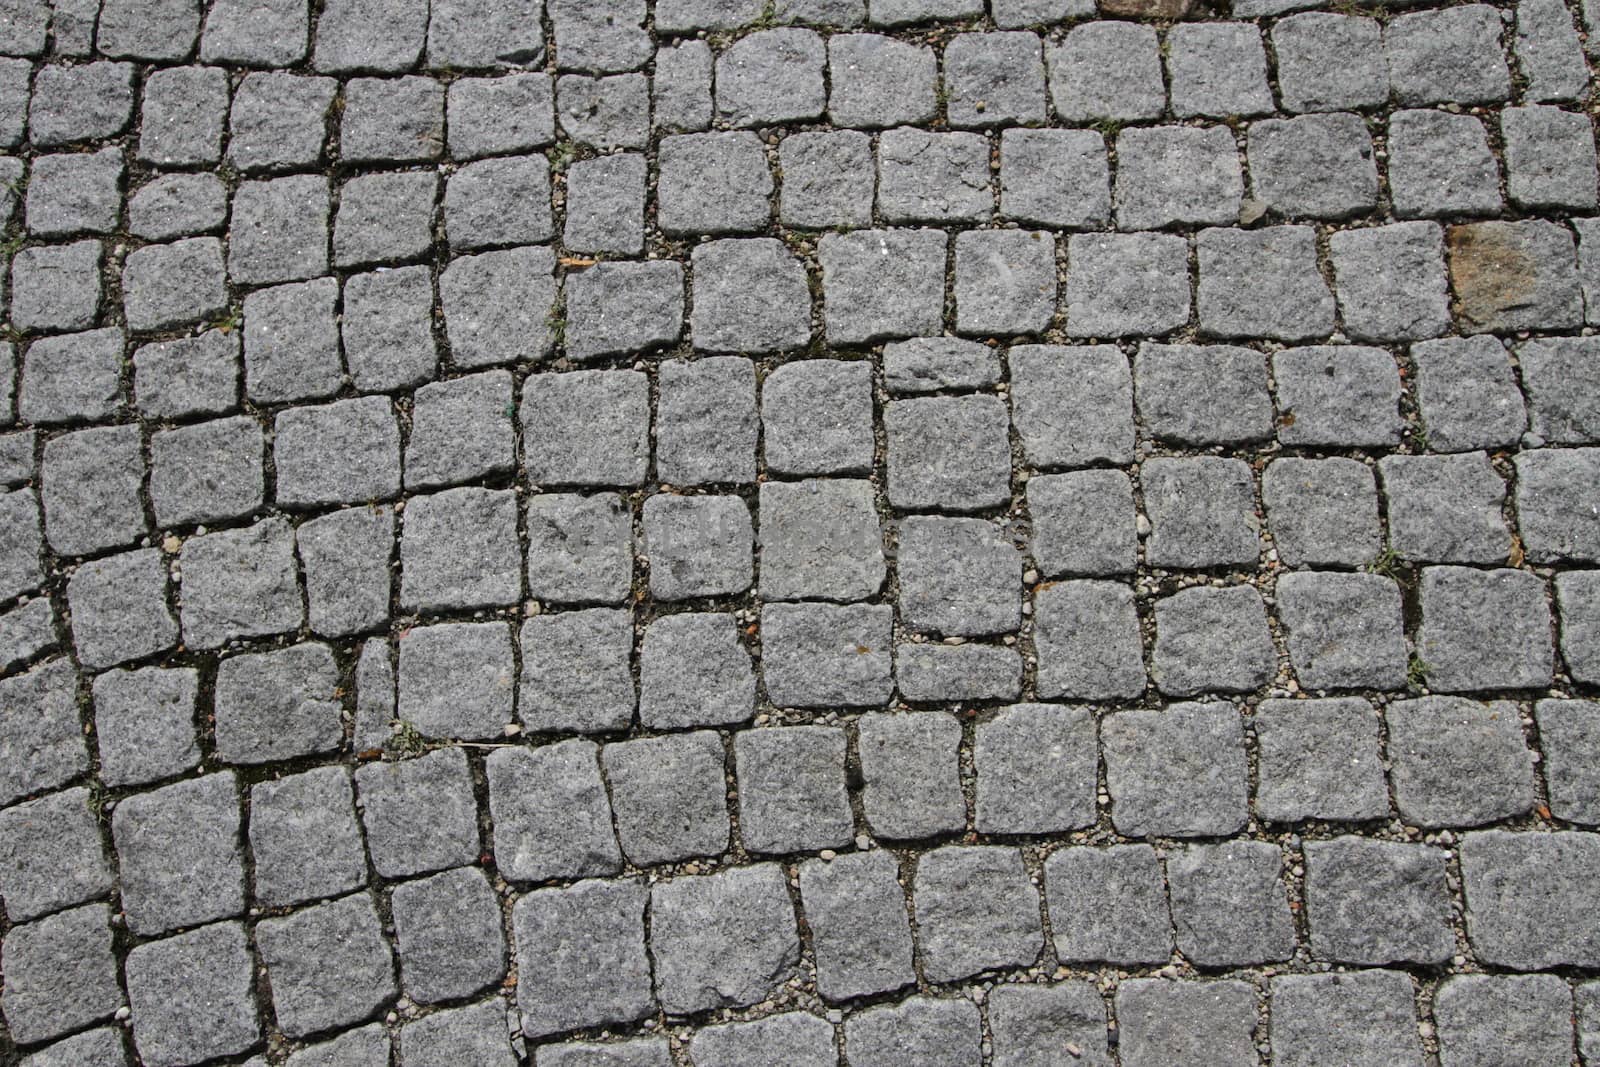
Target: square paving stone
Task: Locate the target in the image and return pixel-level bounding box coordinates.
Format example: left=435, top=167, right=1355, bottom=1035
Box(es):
left=1116, top=980, right=1258, bottom=1067
left=0, top=904, right=122, bottom=1045
left=1134, top=343, right=1272, bottom=446
left=653, top=39, right=712, bottom=131
left=39, top=425, right=145, bottom=558
left=400, top=1000, right=517, bottom=1067
left=398, top=622, right=514, bottom=740
left=1167, top=841, right=1294, bottom=966
left=65, top=548, right=177, bottom=671
left=28, top=62, right=133, bottom=147
left=242, top=278, right=342, bottom=404
left=1387, top=109, right=1502, bottom=219
left=1448, top=220, right=1583, bottom=334
left=92, top=666, right=199, bottom=788
left=638, top=612, right=754, bottom=729
left=857, top=711, right=964, bottom=840
left=513, top=877, right=654, bottom=1038
left=136, top=67, right=225, bottom=165
left=24, top=147, right=122, bottom=236
left=989, top=983, right=1109, bottom=1067
left=486, top=739, right=617, bottom=883
left=427, top=0, right=542, bottom=70
left=122, top=237, right=229, bottom=332
left=556, top=73, right=649, bottom=149
left=943, top=31, right=1046, bottom=128
left=914, top=845, right=1043, bottom=982
left=1272, top=13, right=1386, bottom=113
left=1253, top=697, right=1387, bottom=822
left=1435, top=975, right=1574, bottom=1067
left=526, top=493, right=632, bottom=605
left=999, top=128, right=1108, bottom=230
left=1044, top=844, right=1173, bottom=965
left=96, top=0, right=197, bottom=59
left=341, top=76, right=443, bottom=163
left=1064, top=233, right=1190, bottom=338
left=113, top=771, right=244, bottom=937
left=1519, top=336, right=1600, bottom=445
left=522, top=369, right=648, bottom=487
left=897, top=515, right=1017, bottom=635
left=1115, top=126, right=1242, bottom=231
left=715, top=27, right=825, bottom=126
left=885, top=395, right=1011, bottom=512
left=1533, top=698, right=1600, bottom=824
left=179, top=517, right=304, bottom=647
left=798, top=850, right=915, bottom=1002
left=226, top=72, right=335, bottom=173
left=1141, top=457, right=1259, bottom=570
left=125, top=330, right=238, bottom=418
left=390, top=865, right=506, bottom=1005
left=1460, top=830, right=1600, bottom=968
left=1303, top=836, right=1453, bottom=965
left=1271, top=971, right=1422, bottom=1067
left=440, top=246, right=557, bottom=367
left=564, top=260, right=684, bottom=362
left=1516, top=0, right=1588, bottom=102
left=405, top=371, right=514, bottom=490
left=333, top=170, right=436, bottom=268
left=297, top=505, right=394, bottom=638
left=550, top=0, right=651, bottom=73
left=519, top=609, right=636, bottom=733
left=1387, top=696, right=1535, bottom=827
left=974, top=704, right=1095, bottom=835
left=214, top=642, right=343, bottom=764
left=0, top=596, right=56, bottom=674
left=1385, top=4, right=1512, bottom=105
left=1197, top=226, right=1334, bottom=341
left=846, top=997, right=981, bottom=1067
left=691, top=238, right=811, bottom=353
left=249, top=766, right=366, bottom=908
left=650, top=863, right=799, bottom=1014
left=818, top=228, right=947, bottom=344
left=1412, top=336, right=1527, bottom=451
left=354, top=748, right=480, bottom=879
left=1516, top=449, right=1600, bottom=563
left=1261, top=458, right=1382, bottom=569
left=657, top=131, right=772, bottom=235
left=876, top=130, right=985, bottom=223
left=657, top=357, right=757, bottom=485
left=342, top=267, right=437, bottom=393
left=1047, top=22, right=1163, bottom=122
left=447, top=72, right=555, bottom=158
left=1102, top=703, right=1248, bottom=838
left=1329, top=221, right=1451, bottom=342
left=690, top=1013, right=836, bottom=1067
left=150, top=416, right=264, bottom=528
left=228, top=175, right=328, bottom=285
left=444, top=155, right=552, bottom=250
left=0, top=657, right=85, bottom=807
left=1418, top=566, right=1553, bottom=691
left=1379, top=453, right=1509, bottom=564
left=761, top=360, right=873, bottom=476
left=735, top=725, right=853, bottom=854
left=10, top=240, right=102, bottom=333
left=18, top=327, right=123, bottom=425
left=779, top=130, right=874, bottom=228
left=760, top=478, right=887, bottom=606
left=643, top=494, right=753, bottom=600
left=761, top=601, right=893, bottom=708
left=954, top=229, right=1056, bottom=337
left=1504, top=104, right=1598, bottom=211
left=1033, top=580, right=1145, bottom=701
left=601, top=730, right=730, bottom=865
left=125, top=921, right=259, bottom=1067
left=0, top=786, right=109, bottom=923
left=400, top=487, right=521, bottom=612
left=1166, top=22, right=1272, bottom=119
left=200, top=0, right=307, bottom=65
left=827, top=34, right=936, bottom=128
left=1274, top=345, right=1403, bottom=448
left=1248, top=114, right=1377, bottom=221
left=257, top=893, right=396, bottom=1038
left=1028, top=469, right=1137, bottom=577
left=1277, top=571, right=1407, bottom=690
left=274, top=396, right=401, bottom=509
left=564, top=152, right=646, bottom=254
left=1152, top=586, right=1276, bottom=697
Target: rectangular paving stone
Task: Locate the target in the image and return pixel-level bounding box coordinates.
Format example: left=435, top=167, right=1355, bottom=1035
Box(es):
left=857, top=710, right=965, bottom=840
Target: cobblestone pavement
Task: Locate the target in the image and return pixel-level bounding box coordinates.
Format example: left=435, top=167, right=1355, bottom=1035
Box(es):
left=3, top=0, right=1600, bottom=1064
